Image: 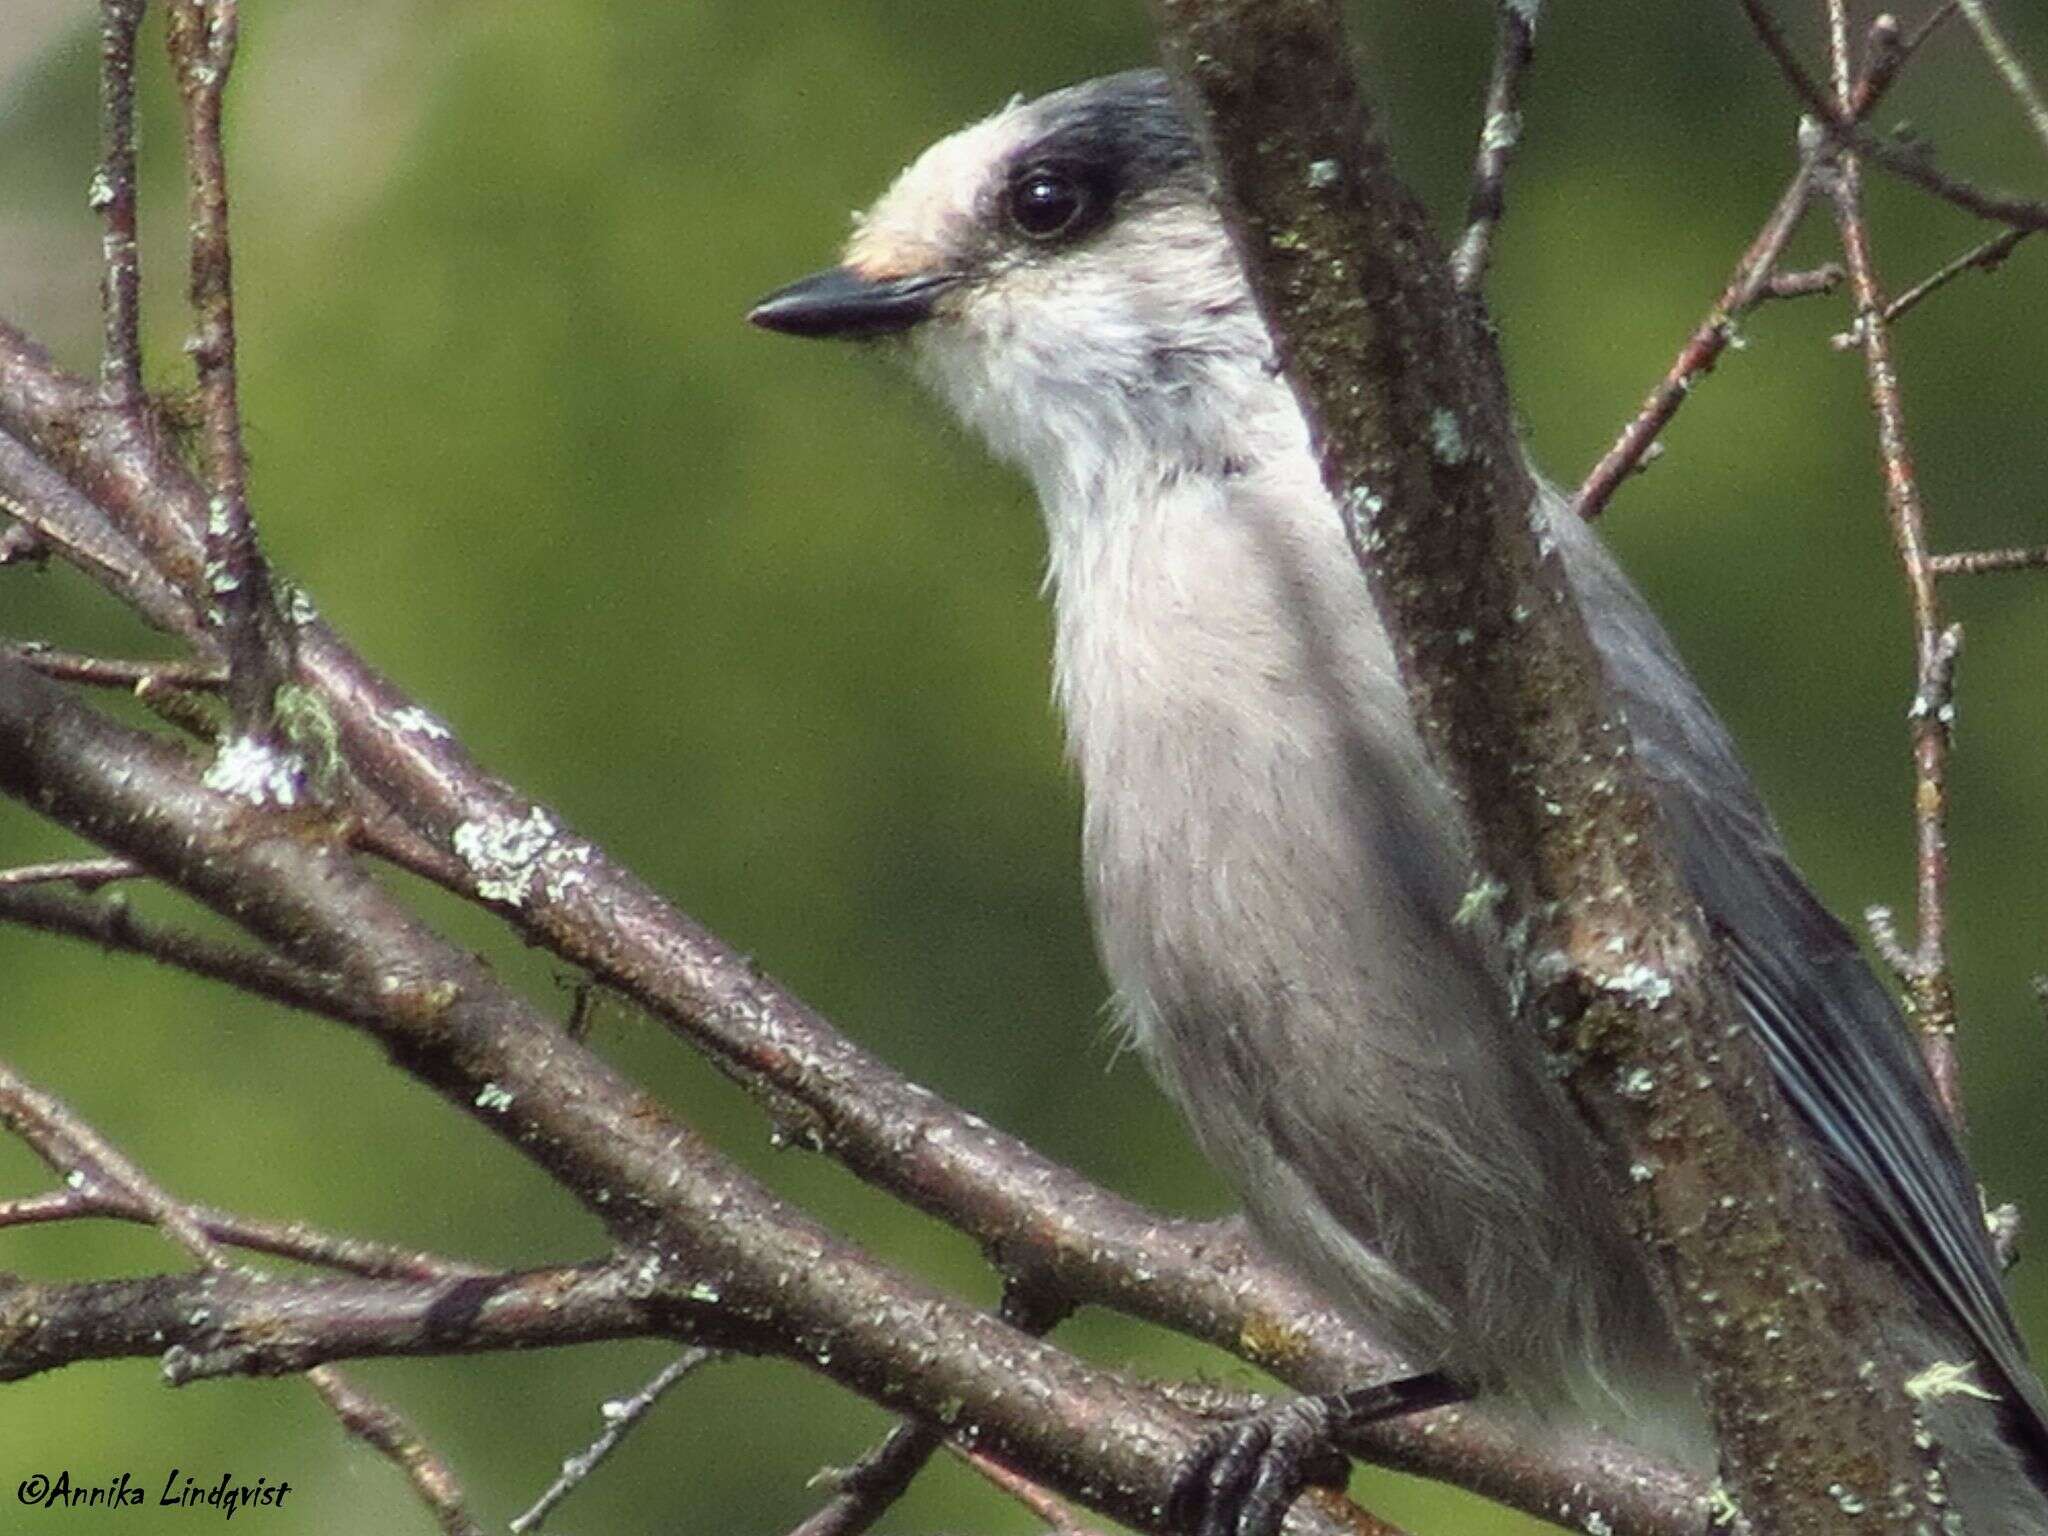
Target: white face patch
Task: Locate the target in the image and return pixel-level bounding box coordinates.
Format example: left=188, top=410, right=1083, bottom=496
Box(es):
left=842, top=102, right=1033, bottom=281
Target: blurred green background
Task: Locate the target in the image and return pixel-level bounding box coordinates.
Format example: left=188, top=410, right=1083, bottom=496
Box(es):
left=3, top=2, right=2046, bottom=1532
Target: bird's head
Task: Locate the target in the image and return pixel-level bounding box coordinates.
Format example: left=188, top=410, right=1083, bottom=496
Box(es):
left=750, top=71, right=1277, bottom=502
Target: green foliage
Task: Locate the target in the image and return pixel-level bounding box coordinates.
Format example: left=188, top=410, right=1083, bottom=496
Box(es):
left=1, top=4, right=2044, bottom=1532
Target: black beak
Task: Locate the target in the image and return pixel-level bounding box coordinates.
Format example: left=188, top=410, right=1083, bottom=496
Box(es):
left=747, top=266, right=957, bottom=340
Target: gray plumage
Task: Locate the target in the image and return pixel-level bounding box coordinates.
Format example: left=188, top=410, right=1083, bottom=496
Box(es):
left=752, top=70, right=2048, bottom=1530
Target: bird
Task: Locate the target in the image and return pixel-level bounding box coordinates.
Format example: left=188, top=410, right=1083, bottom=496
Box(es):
left=749, top=69, right=2048, bottom=1535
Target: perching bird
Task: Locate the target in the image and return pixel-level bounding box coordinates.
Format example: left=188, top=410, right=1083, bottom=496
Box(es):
left=750, top=70, right=2048, bottom=1534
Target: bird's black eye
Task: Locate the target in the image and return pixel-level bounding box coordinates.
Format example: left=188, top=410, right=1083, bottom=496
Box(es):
left=1006, top=166, right=1091, bottom=241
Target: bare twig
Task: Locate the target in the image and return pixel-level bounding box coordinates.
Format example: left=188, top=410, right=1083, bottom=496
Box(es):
left=0, top=857, right=144, bottom=891
left=0, top=1188, right=489, bottom=1281
left=0, top=427, right=204, bottom=638
left=1822, top=1, right=1966, bottom=1121
left=1576, top=163, right=1822, bottom=518
left=5, top=645, right=226, bottom=691
left=1837, top=227, right=2037, bottom=341
left=0, top=882, right=381, bottom=1026
left=0, top=1060, right=487, bottom=1533
left=509, top=1350, right=719, bottom=1534
left=1862, top=133, right=2048, bottom=229
left=1844, top=5, right=1970, bottom=122
left=1928, top=545, right=2048, bottom=575
left=778, top=1283, right=1073, bottom=1536
left=786, top=1424, right=951, bottom=1536
left=1957, top=0, right=2048, bottom=160
left=1450, top=1, right=1539, bottom=294
left=1580, top=0, right=1953, bottom=519
left=0, top=661, right=1411, bottom=1536
left=950, top=1444, right=1118, bottom=1536
left=1742, top=0, right=2048, bottom=231
left=306, top=1375, right=485, bottom=1536
left=163, top=0, right=287, bottom=738
left=95, top=0, right=149, bottom=414
left=1760, top=261, right=1846, bottom=298
left=0, top=1259, right=717, bottom=1386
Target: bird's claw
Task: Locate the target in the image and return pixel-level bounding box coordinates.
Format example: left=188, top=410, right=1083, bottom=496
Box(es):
left=1166, top=1394, right=1347, bottom=1536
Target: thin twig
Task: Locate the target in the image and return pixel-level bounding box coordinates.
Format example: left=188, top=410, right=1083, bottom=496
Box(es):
left=0, top=637, right=461, bottom=889
left=1575, top=163, right=1822, bottom=518
left=0, top=883, right=378, bottom=1026
left=778, top=1283, right=1072, bottom=1536
left=0, top=427, right=203, bottom=638
left=0, top=1060, right=487, bottom=1534
left=950, top=1444, right=1113, bottom=1536
left=1450, top=1, right=1539, bottom=294
left=1581, top=0, right=1952, bottom=518
left=1822, top=0, right=1966, bottom=1123
left=1956, top=0, right=2048, bottom=160
left=785, top=1424, right=950, bottom=1536
left=1846, top=3, right=1962, bottom=120
left=0, top=1188, right=489, bottom=1281
left=5, top=644, right=226, bottom=691
left=0, top=857, right=144, bottom=891
left=95, top=0, right=149, bottom=414
left=164, top=0, right=287, bottom=738
left=307, top=1374, right=486, bottom=1536
left=1760, top=262, right=1846, bottom=298
left=1895, top=1, right=1963, bottom=82
left=1741, top=0, right=2048, bottom=232
left=1928, top=545, right=2048, bottom=575
left=1837, top=227, right=2036, bottom=342
left=509, top=1350, right=718, bottom=1533
left=1862, top=130, right=2048, bottom=229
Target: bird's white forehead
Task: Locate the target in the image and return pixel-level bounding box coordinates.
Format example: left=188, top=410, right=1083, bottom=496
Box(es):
left=843, top=97, right=1032, bottom=281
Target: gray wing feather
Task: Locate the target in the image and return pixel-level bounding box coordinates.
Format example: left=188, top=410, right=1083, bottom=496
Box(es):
left=1553, top=497, right=2048, bottom=1455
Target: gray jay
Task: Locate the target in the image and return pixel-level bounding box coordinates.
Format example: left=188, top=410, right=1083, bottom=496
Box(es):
left=751, top=70, right=2048, bottom=1534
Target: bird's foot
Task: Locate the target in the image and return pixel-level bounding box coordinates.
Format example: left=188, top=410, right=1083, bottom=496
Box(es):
left=1165, top=1371, right=1465, bottom=1536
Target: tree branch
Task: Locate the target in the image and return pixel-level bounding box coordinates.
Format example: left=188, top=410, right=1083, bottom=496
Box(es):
left=0, top=655, right=1424, bottom=1536
left=1450, top=1, right=1540, bottom=295
left=0, top=1187, right=489, bottom=1282
left=1956, top=0, right=2048, bottom=161
left=162, top=0, right=291, bottom=741
left=1146, top=1, right=1948, bottom=1528
left=1740, top=0, right=2048, bottom=231
left=1818, top=5, right=1965, bottom=1115
left=1576, top=160, right=1824, bottom=518
left=0, top=1059, right=485, bottom=1533
left=0, top=322, right=1737, bottom=1531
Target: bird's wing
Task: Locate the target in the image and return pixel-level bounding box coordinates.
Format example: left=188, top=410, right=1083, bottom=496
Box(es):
left=1554, top=495, right=2048, bottom=1454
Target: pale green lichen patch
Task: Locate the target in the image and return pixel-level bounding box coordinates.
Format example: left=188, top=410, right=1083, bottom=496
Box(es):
left=1616, top=1065, right=1657, bottom=1100
left=1599, top=961, right=1674, bottom=1008
left=1706, top=1483, right=1742, bottom=1528
left=1429, top=406, right=1469, bottom=465
left=1905, top=1359, right=1999, bottom=1402
left=202, top=733, right=306, bottom=807
left=274, top=684, right=342, bottom=795
left=474, top=1082, right=515, bottom=1113
left=388, top=705, right=452, bottom=740
left=453, top=806, right=560, bottom=906
left=1454, top=875, right=1507, bottom=928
